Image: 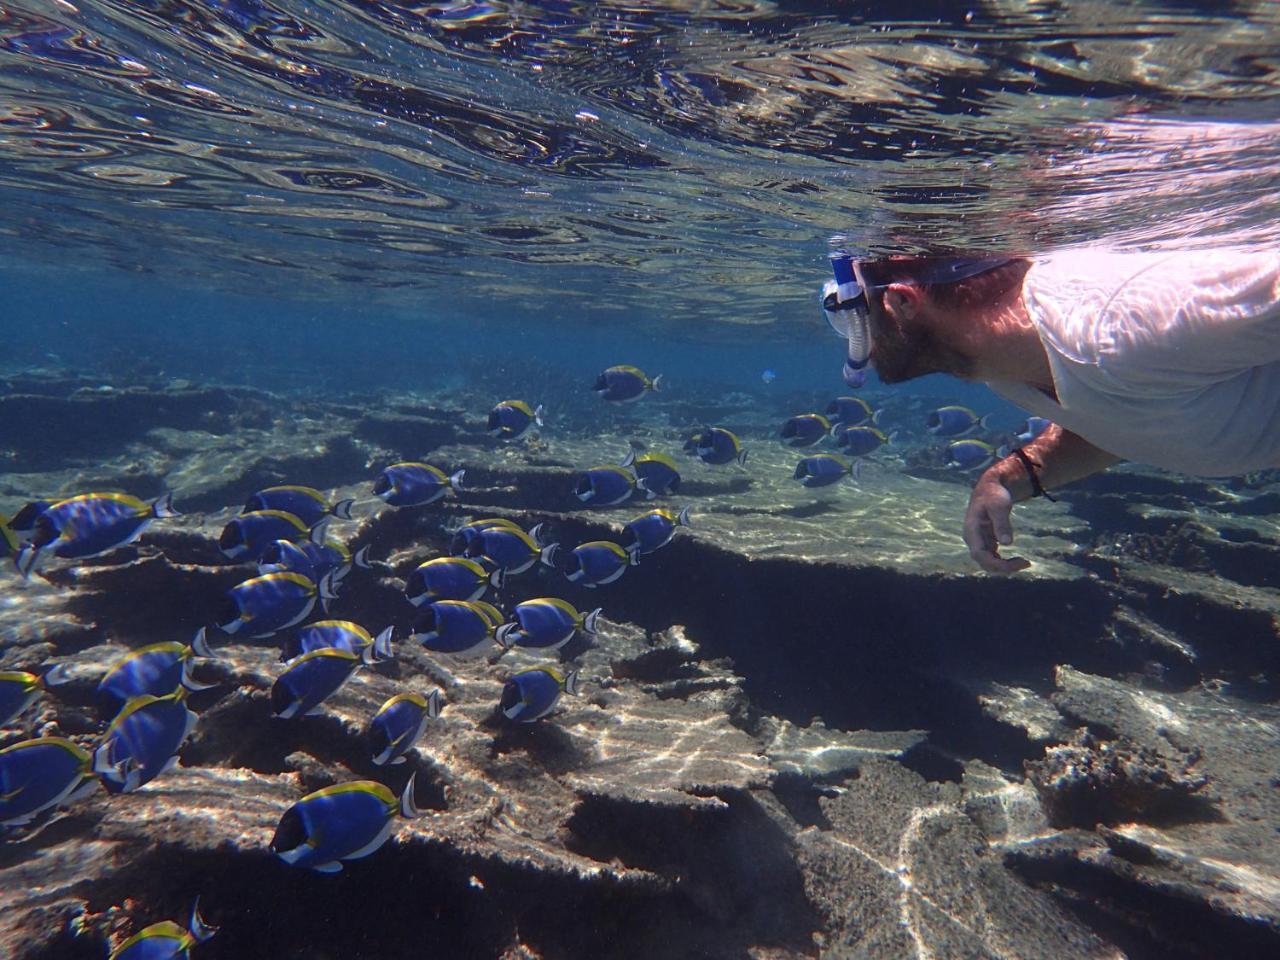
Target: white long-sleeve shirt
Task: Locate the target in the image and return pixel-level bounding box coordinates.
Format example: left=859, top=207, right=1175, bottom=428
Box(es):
left=988, top=248, right=1280, bottom=477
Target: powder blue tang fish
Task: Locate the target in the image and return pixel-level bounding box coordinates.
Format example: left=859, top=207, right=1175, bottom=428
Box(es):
left=94, top=690, right=198, bottom=794
left=574, top=465, right=637, bottom=506
left=780, top=414, right=831, bottom=448
left=5, top=499, right=53, bottom=535
left=488, top=400, right=544, bottom=441
left=17, top=492, right=178, bottom=577
left=405, top=556, right=504, bottom=606
left=620, top=451, right=681, bottom=498
left=946, top=439, right=998, bottom=471
left=464, top=523, right=549, bottom=575
left=216, top=571, right=337, bottom=638
left=593, top=364, right=663, bottom=402
left=242, top=485, right=355, bottom=528
left=109, top=898, right=217, bottom=960
left=543, top=541, right=638, bottom=587
left=0, top=737, right=98, bottom=828
left=281, top=620, right=393, bottom=663
left=495, top=598, right=601, bottom=651
left=448, top=517, right=523, bottom=556
left=926, top=405, right=991, bottom=437
left=621, top=506, right=692, bottom=555
left=257, top=535, right=370, bottom=584
left=794, top=455, right=857, bottom=488
left=270, top=776, right=423, bottom=873
left=0, top=664, right=71, bottom=727
left=218, top=509, right=310, bottom=561
left=272, top=640, right=390, bottom=720
left=369, top=690, right=443, bottom=766
left=685, top=427, right=747, bottom=466
left=373, top=463, right=464, bottom=507
left=826, top=396, right=880, bottom=427
left=97, top=632, right=217, bottom=720
left=410, top=600, right=503, bottom=658
left=1015, top=417, right=1052, bottom=445
left=500, top=667, right=580, bottom=722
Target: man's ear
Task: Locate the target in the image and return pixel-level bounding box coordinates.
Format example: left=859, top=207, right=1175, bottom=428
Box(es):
left=881, top=283, right=922, bottom=320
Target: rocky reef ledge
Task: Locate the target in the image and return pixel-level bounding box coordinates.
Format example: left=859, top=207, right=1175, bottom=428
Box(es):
left=1, top=375, right=1277, bottom=959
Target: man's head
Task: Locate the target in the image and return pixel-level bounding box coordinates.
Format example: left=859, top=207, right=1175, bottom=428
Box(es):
left=854, top=256, right=1031, bottom=383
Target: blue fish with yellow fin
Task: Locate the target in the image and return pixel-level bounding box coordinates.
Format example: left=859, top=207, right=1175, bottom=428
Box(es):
left=945, top=439, right=998, bottom=471
left=410, top=600, right=503, bottom=658
left=495, top=598, right=601, bottom=651
left=1, top=664, right=71, bottom=728
left=97, top=632, right=218, bottom=720
left=17, top=492, right=178, bottom=577
left=927, top=405, right=991, bottom=437
left=574, top=465, right=637, bottom=506
left=373, top=463, right=464, bottom=507
left=780, top=414, right=831, bottom=448
left=448, top=517, right=522, bottom=556
left=593, top=365, right=663, bottom=402
left=826, top=396, right=880, bottom=427
left=216, top=571, right=337, bottom=638
left=542, top=541, right=637, bottom=587
left=370, top=690, right=443, bottom=766
left=94, top=689, right=198, bottom=794
left=281, top=620, right=393, bottom=663
left=109, top=898, right=217, bottom=960
left=243, top=485, right=355, bottom=527
left=620, top=450, right=681, bottom=498
left=621, top=507, right=692, bottom=555
left=219, top=510, right=311, bottom=561
left=0, top=737, right=98, bottom=828
left=270, top=776, right=423, bottom=873
left=405, top=556, right=504, bottom=606
left=463, top=522, right=549, bottom=575
left=272, top=635, right=392, bottom=720
left=685, top=427, right=748, bottom=467
left=794, top=455, right=858, bottom=488
left=257, top=535, right=370, bottom=584
left=501, top=667, right=580, bottom=722
left=488, top=400, right=544, bottom=441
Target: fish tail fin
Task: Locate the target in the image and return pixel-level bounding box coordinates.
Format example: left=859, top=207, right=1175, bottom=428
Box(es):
left=528, top=522, right=546, bottom=547
left=449, top=470, right=465, bottom=492
left=42, top=662, right=73, bottom=687
left=582, top=608, right=602, bottom=635
left=14, top=546, right=41, bottom=580
left=426, top=688, right=443, bottom=719
left=564, top=670, right=582, bottom=696
left=650, top=374, right=664, bottom=393
left=490, top=567, right=507, bottom=590
left=677, top=506, right=693, bottom=527
left=540, top=543, right=560, bottom=568
left=180, top=657, right=218, bottom=693
left=331, top=498, right=356, bottom=521
left=619, top=450, right=636, bottom=468
left=372, top=626, right=395, bottom=661
left=737, top=449, right=749, bottom=467
left=534, top=404, right=545, bottom=427
left=400, top=772, right=425, bottom=819
left=996, top=444, right=1011, bottom=459
left=189, top=897, right=219, bottom=943
left=872, top=409, right=884, bottom=425
left=151, top=492, right=180, bottom=518
left=888, top=430, right=902, bottom=443
left=494, top=623, right=516, bottom=648
left=627, top=548, right=640, bottom=567
left=319, top=571, right=341, bottom=609
left=979, top=413, right=994, bottom=431
left=353, top=544, right=373, bottom=569
left=190, top=627, right=218, bottom=659
left=309, top=519, right=330, bottom=546
left=850, top=460, right=863, bottom=482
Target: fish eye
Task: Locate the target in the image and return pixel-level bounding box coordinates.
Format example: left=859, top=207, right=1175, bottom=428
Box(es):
left=499, top=680, right=522, bottom=713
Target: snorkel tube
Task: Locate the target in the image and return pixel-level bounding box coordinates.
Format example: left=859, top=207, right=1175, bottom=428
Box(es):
left=823, top=252, right=871, bottom=389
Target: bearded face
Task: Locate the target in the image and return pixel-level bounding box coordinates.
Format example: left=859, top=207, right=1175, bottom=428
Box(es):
left=867, top=291, right=974, bottom=383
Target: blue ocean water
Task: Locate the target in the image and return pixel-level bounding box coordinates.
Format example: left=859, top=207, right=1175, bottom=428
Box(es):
left=3, top=3, right=1280, bottom=959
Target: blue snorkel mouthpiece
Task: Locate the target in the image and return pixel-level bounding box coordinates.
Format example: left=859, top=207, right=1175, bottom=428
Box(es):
left=823, top=252, right=870, bottom=389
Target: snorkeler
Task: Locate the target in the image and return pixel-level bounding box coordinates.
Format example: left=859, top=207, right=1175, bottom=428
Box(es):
left=821, top=248, right=1280, bottom=574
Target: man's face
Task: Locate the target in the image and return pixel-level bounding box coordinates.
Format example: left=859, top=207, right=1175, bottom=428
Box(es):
left=867, top=289, right=973, bottom=383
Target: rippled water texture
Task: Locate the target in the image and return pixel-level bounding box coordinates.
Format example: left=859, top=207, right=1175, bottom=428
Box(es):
left=2, top=0, right=1278, bottom=325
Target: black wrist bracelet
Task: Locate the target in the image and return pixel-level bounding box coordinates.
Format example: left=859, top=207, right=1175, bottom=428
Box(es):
left=1010, top=447, right=1058, bottom=502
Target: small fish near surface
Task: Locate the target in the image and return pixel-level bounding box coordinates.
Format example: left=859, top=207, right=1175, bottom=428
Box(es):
left=793, top=454, right=858, bottom=488
left=464, top=522, right=550, bottom=575
left=369, top=690, right=443, bottom=766
left=94, top=689, right=199, bottom=794
left=945, top=439, right=999, bottom=471
left=448, top=517, right=523, bottom=556
left=542, top=541, right=638, bottom=587
left=97, top=632, right=218, bottom=720
left=500, top=667, right=581, bottom=723
left=109, top=898, right=217, bottom=960
left=926, top=405, right=991, bottom=438
left=409, top=600, right=504, bottom=658
left=215, top=571, right=339, bottom=639
left=780, top=414, right=831, bottom=448
left=832, top=424, right=892, bottom=458
left=1, top=664, right=71, bottom=728
left=405, top=555, right=504, bottom=606
left=271, top=776, right=424, bottom=873
left=0, top=737, right=98, bottom=828
left=620, top=450, right=681, bottom=498
left=593, top=364, right=663, bottom=403
left=495, top=598, right=601, bottom=651
left=488, top=400, right=544, bottom=441
left=684, top=426, right=748, bottom=466
left=242, top=485, right=355, bottom=528
left=373, top=463, right=464, bottom=508
left=1014, top=416, right=1052, bottom=445
left=760, top=368, right=778, bottom=385
left=573, top=465, right=637, bottom=506
left=281, top=620, right=393, bottom=663
left=16, top=492, right=179, bottom=578
left=826, top=396, right=881, bottom=427
left=218, top=509, right=311, bottom=562
left=272, top=639, right=392, bottom=720
left=621, top=506, right=692, bottom=555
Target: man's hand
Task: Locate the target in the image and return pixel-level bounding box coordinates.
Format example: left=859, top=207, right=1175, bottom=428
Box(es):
left=963, top=473, right=1031, bottom=574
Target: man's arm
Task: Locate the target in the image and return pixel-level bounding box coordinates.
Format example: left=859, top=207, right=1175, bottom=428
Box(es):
left=963, top=425, right=1121, bottom=573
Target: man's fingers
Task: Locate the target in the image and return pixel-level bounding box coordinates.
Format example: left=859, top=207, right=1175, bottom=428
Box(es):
left=991, top=506, right=1014, bottom=546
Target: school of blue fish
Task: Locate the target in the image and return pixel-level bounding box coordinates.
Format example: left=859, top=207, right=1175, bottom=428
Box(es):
left=0, top=363, right=1049, bottom=953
